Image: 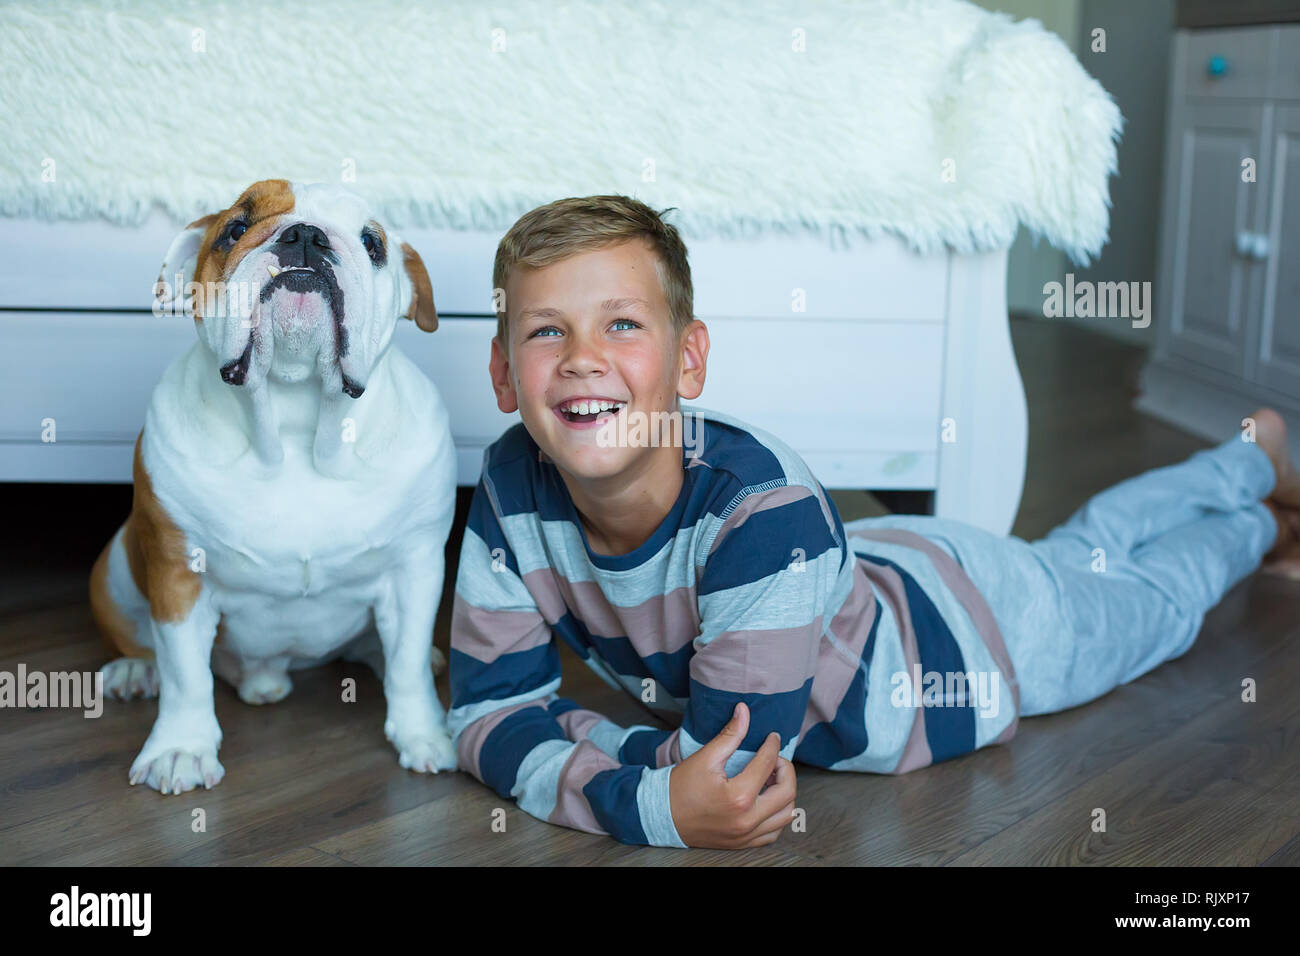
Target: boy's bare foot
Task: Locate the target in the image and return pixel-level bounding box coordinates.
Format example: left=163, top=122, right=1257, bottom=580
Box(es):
left=1250, top=407, right=1300, bottom=508
left=1260, top=497, right=1300, bottom=579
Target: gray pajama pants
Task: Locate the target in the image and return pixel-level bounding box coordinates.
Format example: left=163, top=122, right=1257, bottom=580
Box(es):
left=845, top=434, right=1279, bottom=716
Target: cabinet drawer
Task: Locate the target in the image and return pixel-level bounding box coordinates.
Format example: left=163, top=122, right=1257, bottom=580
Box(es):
left=0, top=311, right=945, bottom=489
left=0, top=311, right=192, bottom=443
left=698, top=316, right=942, bottom=463
left=1183, top=26, right=1275, bottom=99
left=0, top=309, right=515, bottom=444
left=0, top=214, right=950, bottom=324
left=0, top=310, right=520, bottom=484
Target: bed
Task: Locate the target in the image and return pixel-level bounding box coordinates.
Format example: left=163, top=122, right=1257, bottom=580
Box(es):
left=0, top=0, right=1121, bottom=537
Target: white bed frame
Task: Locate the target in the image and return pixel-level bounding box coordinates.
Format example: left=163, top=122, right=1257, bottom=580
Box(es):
left=0, top=213, right=1026, bottom=535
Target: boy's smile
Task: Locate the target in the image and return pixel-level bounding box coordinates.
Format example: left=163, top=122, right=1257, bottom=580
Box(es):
left=553, top=396, right=626, bottom=430
left=489, top=238, right=709, bottom=555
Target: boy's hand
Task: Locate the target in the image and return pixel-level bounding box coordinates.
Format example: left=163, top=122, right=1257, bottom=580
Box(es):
left=668, top=702, right=797, bottom=849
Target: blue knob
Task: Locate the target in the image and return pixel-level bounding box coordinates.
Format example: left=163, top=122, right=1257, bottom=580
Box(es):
left=1207, top=55, right=1228, bottom=77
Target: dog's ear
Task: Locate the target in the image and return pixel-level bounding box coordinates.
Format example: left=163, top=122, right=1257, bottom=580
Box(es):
left=400, top=242, right=438, bottom=333
left=155, top=213, right=218, bottom=312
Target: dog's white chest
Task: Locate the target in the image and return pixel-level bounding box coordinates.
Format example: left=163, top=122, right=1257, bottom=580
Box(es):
left=144, top=367, right=455, bottom=661
left=196, top=453, right=400, bottom=594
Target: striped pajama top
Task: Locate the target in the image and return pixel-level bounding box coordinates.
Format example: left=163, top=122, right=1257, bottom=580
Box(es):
left=447, top=405, right=1020, bottom=847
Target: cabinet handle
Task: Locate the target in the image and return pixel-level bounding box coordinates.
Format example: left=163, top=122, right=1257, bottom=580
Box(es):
left=1235, top=231, right=1272, bottom=260
left=1207, top=55, right=1228, bottom=77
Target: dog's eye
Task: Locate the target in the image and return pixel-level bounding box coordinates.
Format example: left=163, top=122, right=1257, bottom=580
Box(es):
left=361, top=229, right=386, bottom=267
left=220, top=220, right=247, bottom=246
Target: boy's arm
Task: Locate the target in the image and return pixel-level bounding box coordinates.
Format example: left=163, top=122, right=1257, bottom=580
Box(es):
left=448, top=479, right=687, bottom=847
left=675, top=483, right=845, bottom=775
left=575, top=482, right=847, bottom=778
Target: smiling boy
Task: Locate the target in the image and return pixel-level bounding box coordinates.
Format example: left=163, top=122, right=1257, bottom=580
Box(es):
left=446, top=195, right=1300, bottom=850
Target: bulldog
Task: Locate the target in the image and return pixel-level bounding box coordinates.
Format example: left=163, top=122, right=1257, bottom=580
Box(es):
left=88, top=179, right=459, bottom=794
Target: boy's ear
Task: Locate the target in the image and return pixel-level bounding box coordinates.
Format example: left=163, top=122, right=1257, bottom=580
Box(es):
left=156, top=213, right=219, bottom=311
left=489, top=334, right=520, bottom=413
left=676, top=319, right=709, bottom=400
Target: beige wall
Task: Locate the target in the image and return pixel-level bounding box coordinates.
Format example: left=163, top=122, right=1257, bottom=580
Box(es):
left=970, top=1, right=1080, bottom=318
left=971, top=0, right=1082, bottom=50
left=1071, top=0, right=1175, bottom=346
left=971, top=0, right=1175, bottom=347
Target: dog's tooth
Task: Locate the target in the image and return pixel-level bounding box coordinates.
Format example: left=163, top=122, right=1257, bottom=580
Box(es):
left=267, top=265, right=280, bottom=278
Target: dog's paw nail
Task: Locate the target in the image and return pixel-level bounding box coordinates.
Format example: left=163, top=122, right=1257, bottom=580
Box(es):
left=131, top=746, right=223, bottom=794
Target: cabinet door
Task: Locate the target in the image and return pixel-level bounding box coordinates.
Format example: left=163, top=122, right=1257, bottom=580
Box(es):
left=1258, top=105, right=1300, bottom=402
left=1164, top=102, right=1266, bottom=378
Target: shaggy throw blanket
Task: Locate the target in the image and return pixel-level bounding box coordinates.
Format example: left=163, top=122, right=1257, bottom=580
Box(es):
left=0, top=0, right=1122, bottom=264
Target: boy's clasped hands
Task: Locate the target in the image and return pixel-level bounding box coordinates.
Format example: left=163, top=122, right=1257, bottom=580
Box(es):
left=668, top=702, right=799, bottom=849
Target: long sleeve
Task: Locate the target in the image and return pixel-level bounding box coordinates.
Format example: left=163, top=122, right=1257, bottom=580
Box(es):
left=447, top=477, right=688, bottom=847
left=675, top=483, right=845, bottom=776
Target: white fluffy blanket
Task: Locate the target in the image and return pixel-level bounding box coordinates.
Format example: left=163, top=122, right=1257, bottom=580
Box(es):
left=0, top=0, right=1122, bottom=264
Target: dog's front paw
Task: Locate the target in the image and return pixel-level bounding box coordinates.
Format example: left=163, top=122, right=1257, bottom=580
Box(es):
left=130, top=746, right=225, bottom=794
left=101, top=658, right=160, bottom=700
left=130, top=719, right=225, bottom=794
left=393, top=730, right=458, bottom=774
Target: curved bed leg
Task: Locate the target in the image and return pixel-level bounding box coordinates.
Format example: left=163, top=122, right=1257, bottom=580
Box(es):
left=934, top=247, right=1027, bottom=537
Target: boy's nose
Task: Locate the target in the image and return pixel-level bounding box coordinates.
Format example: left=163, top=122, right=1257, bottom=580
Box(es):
left=560, top=336, right=608, bottom=372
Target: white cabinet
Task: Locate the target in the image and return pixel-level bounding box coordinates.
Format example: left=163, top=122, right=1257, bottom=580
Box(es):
left=1259, top=104, right=1300, bottom=400
left=1140, top=25, right=1300, bottom=456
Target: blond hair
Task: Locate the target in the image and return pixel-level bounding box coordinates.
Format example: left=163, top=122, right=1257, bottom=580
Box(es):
left=492, top=195, right=694, bottom=349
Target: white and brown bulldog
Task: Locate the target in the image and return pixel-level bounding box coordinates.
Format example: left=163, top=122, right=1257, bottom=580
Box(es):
left=89, top=179, right=458, bottom=794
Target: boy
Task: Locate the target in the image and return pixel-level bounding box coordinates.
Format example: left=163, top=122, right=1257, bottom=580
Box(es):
left=447, top=195, right=1300, bottom=850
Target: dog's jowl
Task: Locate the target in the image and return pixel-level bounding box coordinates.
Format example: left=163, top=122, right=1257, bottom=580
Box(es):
left=88, top=180, right=457, bottom=794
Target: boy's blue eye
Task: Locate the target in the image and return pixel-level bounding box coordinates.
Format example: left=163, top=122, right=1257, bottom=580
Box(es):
left=527, top=320, right=637, bottom=338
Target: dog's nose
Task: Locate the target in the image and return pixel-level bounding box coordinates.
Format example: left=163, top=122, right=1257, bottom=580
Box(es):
left=278, top=223, right=330, bottom=252
left=272, top=223, right=332, bottom=268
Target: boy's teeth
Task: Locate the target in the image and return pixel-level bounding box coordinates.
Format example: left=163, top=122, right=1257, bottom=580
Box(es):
left=562, top=400, right=623, bottom=415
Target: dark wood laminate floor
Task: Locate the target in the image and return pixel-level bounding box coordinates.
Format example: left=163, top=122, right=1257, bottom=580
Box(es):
left=2, top=316, right=1297, bottom=866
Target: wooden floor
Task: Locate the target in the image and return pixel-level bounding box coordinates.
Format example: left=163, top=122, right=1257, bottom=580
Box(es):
left=2, top=316, right=1297, bottom=865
